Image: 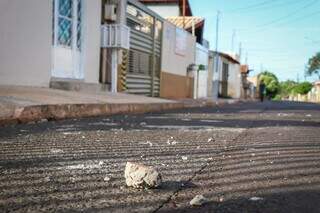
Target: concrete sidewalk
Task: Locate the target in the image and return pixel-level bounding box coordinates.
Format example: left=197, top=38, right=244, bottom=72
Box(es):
left=0, top=85, right=239, bottom=125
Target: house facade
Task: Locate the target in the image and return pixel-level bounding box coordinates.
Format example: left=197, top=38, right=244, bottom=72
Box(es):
left=1, top=0, right=225, bottom=101
left=160, top=21, right=195, bottom=99
left=211, top=52, right=242, bottom=99
left=0, top=0, right=101, bottom=89
left=139, top=0, right=211, bottom=99
left=0, top=0, right=198, bottom=99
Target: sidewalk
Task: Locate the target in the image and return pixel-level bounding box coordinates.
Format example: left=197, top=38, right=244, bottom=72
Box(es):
left=0, top=85, right=240, bottom=125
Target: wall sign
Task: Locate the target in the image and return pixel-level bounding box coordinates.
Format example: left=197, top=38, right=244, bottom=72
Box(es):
left=175, top=28, right=187, bottom=56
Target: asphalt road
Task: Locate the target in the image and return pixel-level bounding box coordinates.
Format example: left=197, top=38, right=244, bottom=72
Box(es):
left=0, top=101, right=320, bottom=213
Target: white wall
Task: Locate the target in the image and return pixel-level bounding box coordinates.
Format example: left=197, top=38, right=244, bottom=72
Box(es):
left=0, top=0, right=52, bottom=87
left=147, top=5, right=180, bottom=17
left=82, top=0, right=101, bottom=84
left=216, top=55, right=242, bottom=99
left=195, top=43, right=209, bottom=98
left=161, top=21, right=196, bottom=76
left=227, top=63, right=242, bottom=98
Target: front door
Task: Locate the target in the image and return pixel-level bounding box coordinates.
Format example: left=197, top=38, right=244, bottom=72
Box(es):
left=52, top=0, right=83, bottom=79
left=221, top=62, right=229, bottom=97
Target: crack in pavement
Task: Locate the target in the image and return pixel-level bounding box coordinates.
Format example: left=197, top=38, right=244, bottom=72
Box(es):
left=153, top=128, right=252, bottom=212
left=153, top=108, right=268, bottom=212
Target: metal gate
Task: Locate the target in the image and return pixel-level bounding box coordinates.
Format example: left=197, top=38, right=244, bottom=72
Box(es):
left=125, top=2, right=162, bottom=97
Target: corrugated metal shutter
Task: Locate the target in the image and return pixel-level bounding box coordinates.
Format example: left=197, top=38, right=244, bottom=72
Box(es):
left=126, top=6, right=162, bottom=97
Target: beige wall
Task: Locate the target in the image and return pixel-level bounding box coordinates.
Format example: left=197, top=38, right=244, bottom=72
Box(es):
left=82, top=0, right=102, bottom=84
left=0, top=0, right=52, bottom=87
left=160, top=72, right=193, bottom=99
left=227, top=63, right=241, bottom=99
left=161, top=21, right=196, bottom=77
left=216, top=56, right=242, bottom=99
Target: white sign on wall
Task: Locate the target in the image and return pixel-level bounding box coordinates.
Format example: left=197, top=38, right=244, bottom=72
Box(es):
left=175, top=28, right=187, bottom=56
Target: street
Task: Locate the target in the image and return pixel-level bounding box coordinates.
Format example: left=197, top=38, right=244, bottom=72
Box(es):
left=0, top=101, right=320, bottom=213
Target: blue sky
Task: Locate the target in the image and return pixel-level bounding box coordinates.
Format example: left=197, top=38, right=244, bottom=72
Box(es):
left=189, top=0, right=320, bottom=82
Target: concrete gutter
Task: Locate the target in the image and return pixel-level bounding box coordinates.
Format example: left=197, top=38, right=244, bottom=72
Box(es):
left=0, top=99, right=245, bottom=126
left=0, top=86, right=245, bottom=126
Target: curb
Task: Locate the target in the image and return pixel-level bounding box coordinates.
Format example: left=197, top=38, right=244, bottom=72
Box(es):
left=0, top=99, right=242, bottom=126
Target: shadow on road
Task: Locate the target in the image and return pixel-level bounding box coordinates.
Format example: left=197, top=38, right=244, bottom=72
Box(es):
left=1, top=101, right=319, bottom=138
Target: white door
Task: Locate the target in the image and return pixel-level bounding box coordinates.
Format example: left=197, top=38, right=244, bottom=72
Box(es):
left=52, top=0, right=83, bottom=79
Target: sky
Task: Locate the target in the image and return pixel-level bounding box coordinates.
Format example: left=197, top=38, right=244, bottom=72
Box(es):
left=189, top=0, right=320, bottom=82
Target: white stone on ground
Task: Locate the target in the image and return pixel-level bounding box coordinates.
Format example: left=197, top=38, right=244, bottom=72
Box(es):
left=208, top=138, right=215, bottom=142
left=104, top=175, right=112, bottom=182
left=124, top=162, right=162, bottom=189
left=50, top=149, right=64, bottom=154
left=249, top=197, right=264, bottom=201
left=182, top=156, right=188, bottom=161
left=190, top=195, right=209, bottom=206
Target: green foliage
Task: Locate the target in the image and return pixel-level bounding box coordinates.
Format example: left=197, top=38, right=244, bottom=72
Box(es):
left=257, top=72, right=312, bottom=99
left=278, top=81, right=312, bottom=98
left=292, top=82, right=313, bottom=95
left=279, top=80, right=298, bottom=98
left=306, top=52, right=320, bottom=79
left=273, top=94, right=282, bottom=101
left=259, top=71, right=280, bottom=98
left=198, top=64, right=206, bottom=71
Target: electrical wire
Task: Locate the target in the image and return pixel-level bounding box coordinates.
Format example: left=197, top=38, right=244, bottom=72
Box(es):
left=231, top=0, right=305, bottom=14
left=228, top=0, right=278, bottom=12
left=236, top=0, right=319, bottom=34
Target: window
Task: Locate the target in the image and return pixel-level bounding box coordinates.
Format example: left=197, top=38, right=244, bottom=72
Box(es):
left=126, top=3, right=154, bottom=35
left=53, top=0, right=82, bottom=49
left=58, top=0, right=72, bottom=47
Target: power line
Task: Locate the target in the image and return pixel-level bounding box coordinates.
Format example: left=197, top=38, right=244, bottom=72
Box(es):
left=254, top=0, right=318, bottom=29
left=232, top=0, right=305, bottom=14
left=277, top=9, right=320, bottom=26
left=237, top=0, right=319, bottom=34
left=228, top=0, right=278, bottom=12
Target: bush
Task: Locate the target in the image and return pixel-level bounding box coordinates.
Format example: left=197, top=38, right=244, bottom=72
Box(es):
left=292, top=82, right=313, bottom=95
left=273, top=94, right=282, bottom=101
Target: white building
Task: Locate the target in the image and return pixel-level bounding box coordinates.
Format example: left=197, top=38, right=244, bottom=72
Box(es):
left=0, top=0, right=101, bottom=88
left=212, top=52, right=242, bottom=99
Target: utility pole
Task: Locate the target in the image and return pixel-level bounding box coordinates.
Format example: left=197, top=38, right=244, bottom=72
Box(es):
left=214, top=10, right=220, bottom=73
left=231, top=29, right=236, bottom=52
left=213, top=10, right=221, bottom=100
left=245, top=52, right=248, bottom=65
left=239, top=42, right=242, bottom=63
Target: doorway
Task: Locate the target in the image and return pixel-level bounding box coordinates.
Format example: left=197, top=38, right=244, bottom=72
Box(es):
left=52, top=0, right=83, bottom=79
left=220, top=62, right=229, bottom=97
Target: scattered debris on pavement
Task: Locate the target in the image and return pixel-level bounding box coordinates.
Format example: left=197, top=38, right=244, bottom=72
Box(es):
left=124, top=162, right=162, bottom=189
left=249, top=197, right=264, bottom=201
left=140, top=141, right=153, bottom=147
left=190, top=195, right=209, bottom=206
left=207, top=137, right=215, bottom=142
left=50, top=148, right=64, bottom=154
left=167, top=136, right=178, bottom=145
left=140, top=122, right=147, bottom=126
left=104, top=175, right=112, bottom=182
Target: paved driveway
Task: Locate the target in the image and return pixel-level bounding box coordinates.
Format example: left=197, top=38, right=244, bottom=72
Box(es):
left=0, top=101, right=319, bottom=212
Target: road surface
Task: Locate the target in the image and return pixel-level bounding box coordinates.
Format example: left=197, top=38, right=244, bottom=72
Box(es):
left=0, top=101, right=320, bottom=213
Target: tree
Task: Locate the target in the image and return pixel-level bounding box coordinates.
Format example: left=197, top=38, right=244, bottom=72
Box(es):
left=279, top=80, right=297, bottom=98
left=292, top=82, right=313, bottom=95
left=259, top=71, right=280, bottom=98
left=306, top=52, right=320, bottom=79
